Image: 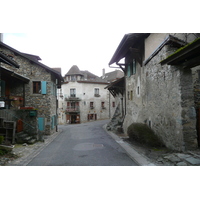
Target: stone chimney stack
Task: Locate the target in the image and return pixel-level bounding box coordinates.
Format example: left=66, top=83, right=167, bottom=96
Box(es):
left=102, top=68, right=105, bottom=76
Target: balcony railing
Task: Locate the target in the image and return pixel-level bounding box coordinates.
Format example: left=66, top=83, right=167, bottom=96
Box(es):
left=65, top=95, right=81, bottom=101
left=66, top=106, right=80, bottom=112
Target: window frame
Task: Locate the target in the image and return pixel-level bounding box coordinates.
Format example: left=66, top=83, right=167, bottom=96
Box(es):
left=33, top=81, right=41, bottom=94
left=70, top=88, right=76, bottom=97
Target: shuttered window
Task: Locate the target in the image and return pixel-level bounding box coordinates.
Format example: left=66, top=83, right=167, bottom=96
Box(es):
left=126, top=59, right=136, bottom=77
left=33, top=81, right=47, bottom=94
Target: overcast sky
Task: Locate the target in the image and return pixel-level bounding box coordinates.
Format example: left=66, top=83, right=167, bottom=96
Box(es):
left=2, top=32, right=125, bottom=77
left=1, top=1, right=196, bottom=78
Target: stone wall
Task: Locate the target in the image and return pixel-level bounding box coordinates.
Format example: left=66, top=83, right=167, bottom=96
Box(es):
left=123, top=34, right=198, bottom=151
left=0, top=46, right=58, bottom=135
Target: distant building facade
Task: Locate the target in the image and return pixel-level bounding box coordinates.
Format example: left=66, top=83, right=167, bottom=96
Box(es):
left=58, top=65, right=123, bottom=124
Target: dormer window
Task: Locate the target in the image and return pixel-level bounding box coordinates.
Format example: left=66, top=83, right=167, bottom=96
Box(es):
left=71, top=75, right=76, bottom=81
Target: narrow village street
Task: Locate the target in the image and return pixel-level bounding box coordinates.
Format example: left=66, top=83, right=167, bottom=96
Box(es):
left=8, top=120, right=138, bottom=166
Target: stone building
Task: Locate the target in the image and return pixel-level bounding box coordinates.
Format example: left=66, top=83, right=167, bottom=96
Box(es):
left=0, top=41, right=63, bottom=141
left=58, top=65, right=123, bottom=124
left=108, top=33, right=200, bottom=151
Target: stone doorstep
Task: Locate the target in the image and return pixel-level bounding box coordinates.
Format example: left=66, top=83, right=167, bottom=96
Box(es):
left=176, top=161, right=188, bottom=166
left=176, top=153, right=191, bottom=160
left=184, top=157, right=200, bottom=165
left=163, top=154, right=181, bottom=163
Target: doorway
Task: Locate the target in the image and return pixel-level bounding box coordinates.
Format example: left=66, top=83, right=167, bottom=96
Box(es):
left=88, top=114, right=97, bottom=121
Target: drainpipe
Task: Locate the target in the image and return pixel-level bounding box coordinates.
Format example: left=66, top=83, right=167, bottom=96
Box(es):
left=109, top=62, right=126, bottom=73
left=109, top=92, right=111, bottom=118
left=23, top=83, right=25, bottom=107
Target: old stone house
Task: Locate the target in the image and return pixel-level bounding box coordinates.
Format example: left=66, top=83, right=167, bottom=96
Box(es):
left=58, top=65, right=123, bottom=124
left=0, top=41, right=63, bottom=144
left=108, top=33, right=200, bottom=151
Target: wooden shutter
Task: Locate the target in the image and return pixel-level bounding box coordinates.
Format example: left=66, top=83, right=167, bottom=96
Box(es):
left=41, top=81, right=47, bottom=94
left=38, top=117, right=45, bottom=131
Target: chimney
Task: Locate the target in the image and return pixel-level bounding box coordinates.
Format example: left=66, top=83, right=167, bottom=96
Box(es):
left=102, top=68, right=105, bottom=76
left=0, top=33, right=3, bottom=42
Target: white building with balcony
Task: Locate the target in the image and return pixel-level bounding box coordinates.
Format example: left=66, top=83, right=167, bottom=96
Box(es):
left=58, top=65, right=123, bottom=124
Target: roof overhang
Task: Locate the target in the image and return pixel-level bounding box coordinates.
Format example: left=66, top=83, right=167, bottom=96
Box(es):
left=108, top=33, right=150, bottom=66
left=0, top=41, right=64, bottom=85
left=160, top=37, right=200, bottom=68
left=0, top=51, right=20, bottom=68
left=144, top=35, right=187, bottom=65
left=0, top=65, right=30, bottom=83
left=105, top=77, right=125, bottom=97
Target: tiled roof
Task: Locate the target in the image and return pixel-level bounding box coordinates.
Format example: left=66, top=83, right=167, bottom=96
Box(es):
left=66, top=65, right=83, bottom=75
left=101, top=70, right=124, bottom=82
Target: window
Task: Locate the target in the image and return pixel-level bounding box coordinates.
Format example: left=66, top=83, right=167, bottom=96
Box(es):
left=94, top=88, right=100, bottom=97
left=33, top=81, right=41, bottom=94
left=33, top=81, right=47, bottom=94
left=126, top=59, right=136, bottom=77
left=71, top=75, right=76, bottom=81
left=101, top=102, right=105, bottom=108
left=90, top=102, right=94, bottom=109
left=112, top=102, right=115, bottom=107
left=137, top=86, right=140, bottom=95
left=70, top=88, right=76, bottom=97
left=51, top=83, right=57, bottom=96
left=130, top=90, right=133, bottom=100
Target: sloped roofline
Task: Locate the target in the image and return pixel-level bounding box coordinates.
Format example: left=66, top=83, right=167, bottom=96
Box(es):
left=0, top=41, right=63, bottom=82
left=108, top=33, right=150, bottom=65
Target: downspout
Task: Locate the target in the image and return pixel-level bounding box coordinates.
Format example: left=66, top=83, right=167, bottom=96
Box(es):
left=109, top=92, right=111, bottom=118
left=23, top=83, right=25, bottom=107
left=108, top=62, right=126, bottom=73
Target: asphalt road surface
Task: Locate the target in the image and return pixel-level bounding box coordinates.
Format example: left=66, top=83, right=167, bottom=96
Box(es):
left=27, top=120, right=138, bottom=166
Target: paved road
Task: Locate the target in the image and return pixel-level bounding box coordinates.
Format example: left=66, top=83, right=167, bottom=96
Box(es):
left=27, top=120, right=138, bottom=166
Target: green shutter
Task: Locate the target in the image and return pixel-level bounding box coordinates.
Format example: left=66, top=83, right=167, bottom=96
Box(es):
left=133, top=59, right=136, bottom=74
left=38, top=117, right=45, bottom=131
left=51, top=116, right=54, bottom=129
left=41, top=81, right=47, bottom=94
left=127, top=64, right=131, bottom=77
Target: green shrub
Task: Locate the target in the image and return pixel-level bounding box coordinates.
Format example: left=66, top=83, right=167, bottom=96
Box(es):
left=0, top=136, right=4, bottom=144
left=0, top=149, right=8, bottom=156
left=127, top=123, right=164, bottom=147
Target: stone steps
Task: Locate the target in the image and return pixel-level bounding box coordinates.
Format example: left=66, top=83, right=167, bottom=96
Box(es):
left=16, top=132, right=37, bottom=144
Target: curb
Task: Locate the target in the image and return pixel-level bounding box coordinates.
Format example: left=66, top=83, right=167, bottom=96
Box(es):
left=9, top=129, right=61, bottom=166
left=103, top=124, right=155, bottom=166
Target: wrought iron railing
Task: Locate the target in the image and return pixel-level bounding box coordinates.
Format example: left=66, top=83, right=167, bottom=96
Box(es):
left=66, top=106, right=80, bottom=112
